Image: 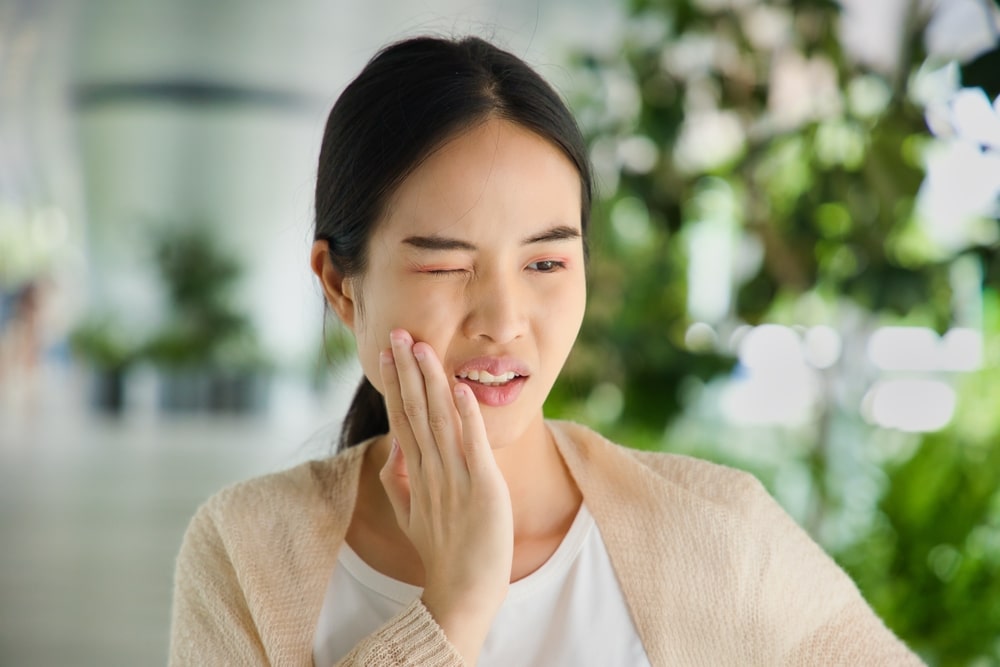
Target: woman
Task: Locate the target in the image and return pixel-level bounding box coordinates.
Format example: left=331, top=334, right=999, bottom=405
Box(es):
left=169, top=36, right=922, bottom=666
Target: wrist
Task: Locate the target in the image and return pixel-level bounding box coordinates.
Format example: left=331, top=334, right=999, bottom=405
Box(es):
left=420, top=587, right=506, bottom=665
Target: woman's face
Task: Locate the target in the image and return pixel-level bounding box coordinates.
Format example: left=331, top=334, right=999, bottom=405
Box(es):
left=345, top=118, right=586, bottom=448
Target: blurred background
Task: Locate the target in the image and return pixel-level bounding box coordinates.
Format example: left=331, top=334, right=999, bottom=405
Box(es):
left=1, top=0, right=999, bottom=664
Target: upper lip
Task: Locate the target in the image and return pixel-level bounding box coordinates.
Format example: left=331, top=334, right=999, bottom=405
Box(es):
left=453, top=356, right=531, bottom=379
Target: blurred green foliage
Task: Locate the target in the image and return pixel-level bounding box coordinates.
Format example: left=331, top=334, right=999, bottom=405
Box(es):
left=68, top=315, right=139, bottom=371
left=145, top=225, right=267, bottom=371
left=547, top=0, right=1000, bottom=663
left=841, top=289, right=1000, bottom=663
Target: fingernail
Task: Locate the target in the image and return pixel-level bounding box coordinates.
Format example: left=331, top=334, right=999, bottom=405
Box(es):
left=413, top=345, right=426, bottom=361
left=390, top=437, right=400, bottom=454
left=380, top=349, right=394, bottom=365
left=454, top=383, right=466, bottom=399
left=389, top=329, right=408, bottom=344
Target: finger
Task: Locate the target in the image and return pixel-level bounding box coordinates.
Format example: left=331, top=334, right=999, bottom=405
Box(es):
left=379, top=438, right=412, bottom=529
left=389, top=329, right=442, bottom=469
left=379, top=347, right=421, bottom=469
left=453, top=382, right=494, bottom=473
left=412, top=341, right=463, bottom=468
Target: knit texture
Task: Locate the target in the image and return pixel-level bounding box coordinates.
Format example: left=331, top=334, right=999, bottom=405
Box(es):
left=169, top=420, right=924, bottom=666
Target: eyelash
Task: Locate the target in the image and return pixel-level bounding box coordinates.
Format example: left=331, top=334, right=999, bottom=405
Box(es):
left=527, top=259, right=566, bottom=273
left=419, top=260, right=567, bottom=276
left=424, top=268, right=467, bottom=276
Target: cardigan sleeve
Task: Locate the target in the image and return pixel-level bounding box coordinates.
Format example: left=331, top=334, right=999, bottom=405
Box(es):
left=742, top=478, right=925, bottom=666
left=170, top=502, right=466, bottom=666
left=332, top=599, right=466, bottom=667
left=169, top=503, right=269, bottom=665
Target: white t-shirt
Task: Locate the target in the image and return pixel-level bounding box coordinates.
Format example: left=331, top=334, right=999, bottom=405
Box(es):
left=313, top=503, right=650, bottom=666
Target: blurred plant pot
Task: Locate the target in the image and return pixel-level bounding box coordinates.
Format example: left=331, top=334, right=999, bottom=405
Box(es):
left=207, top=369, right=270, bottom=413
left=158, top=368, right=269, bottom=414
left=90, top=367, right=127, bottom=414
left=69, top=318, right=139, bottom=416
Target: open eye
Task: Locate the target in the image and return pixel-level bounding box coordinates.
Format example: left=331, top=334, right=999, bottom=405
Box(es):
left=527, top=259, right=566, bottom=273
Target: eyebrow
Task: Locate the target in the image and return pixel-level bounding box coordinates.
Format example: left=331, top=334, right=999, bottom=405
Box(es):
left=402, top=225, right=581, bottom=251
left=523, top=225, right=581, bottom=245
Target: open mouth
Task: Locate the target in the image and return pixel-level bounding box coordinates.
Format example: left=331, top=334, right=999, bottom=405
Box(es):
left=456, top=370, right=523, bottom=386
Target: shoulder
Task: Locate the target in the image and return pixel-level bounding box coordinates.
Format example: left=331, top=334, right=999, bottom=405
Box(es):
left=625, top=440, right=766, bottom=508
left=548, top=419, right=767, bottom=513
left=547, top=422, right=921, bottom=662
left=172, top=446, right=369, bottom=663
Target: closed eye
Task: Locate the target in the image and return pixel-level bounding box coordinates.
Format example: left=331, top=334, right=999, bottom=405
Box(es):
left=527, top=260, right=566, bottom=273
left=422, top=268, right=469, bottom=276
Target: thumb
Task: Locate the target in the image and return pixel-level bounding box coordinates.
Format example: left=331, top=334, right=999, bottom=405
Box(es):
left=379, top=438, right=411, bottom=528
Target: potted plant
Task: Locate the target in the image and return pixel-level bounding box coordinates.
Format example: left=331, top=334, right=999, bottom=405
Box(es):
left=145, top=224, right=271, bottom=413
left=69, top=316, right=139, bottom=414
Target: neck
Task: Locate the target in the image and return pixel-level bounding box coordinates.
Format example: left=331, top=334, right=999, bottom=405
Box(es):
left=492, top=416, right=581, bottom=539
left=351, top=417, right=582, bottom=586
left=364, top=416, right=581, bottom=543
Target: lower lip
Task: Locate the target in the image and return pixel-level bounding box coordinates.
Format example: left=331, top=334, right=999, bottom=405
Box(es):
left=460, top=376, right=527, bottom=407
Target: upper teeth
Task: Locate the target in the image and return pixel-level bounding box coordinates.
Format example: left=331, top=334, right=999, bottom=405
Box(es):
left=458, top=370, right=518, bottom=385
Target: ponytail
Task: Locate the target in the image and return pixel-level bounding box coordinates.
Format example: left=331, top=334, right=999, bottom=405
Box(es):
left=340, top=376, right=389, bottom=450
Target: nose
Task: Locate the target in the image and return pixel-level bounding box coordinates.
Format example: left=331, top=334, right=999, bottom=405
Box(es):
left=462, top=268, right=528, bottom=344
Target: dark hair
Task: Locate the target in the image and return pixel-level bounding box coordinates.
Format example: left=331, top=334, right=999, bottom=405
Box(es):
left=315, top=35, right=593, bottom=450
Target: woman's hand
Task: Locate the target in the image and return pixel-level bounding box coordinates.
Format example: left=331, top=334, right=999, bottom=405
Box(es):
left=378, top=328, right=513, bottom=664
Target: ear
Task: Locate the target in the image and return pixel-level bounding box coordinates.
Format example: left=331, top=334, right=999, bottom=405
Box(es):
left=310, top=240, right=357, bottom=330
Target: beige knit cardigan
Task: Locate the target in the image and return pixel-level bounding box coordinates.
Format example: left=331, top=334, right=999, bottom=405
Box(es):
left=169, top=420, right=924, bottom=666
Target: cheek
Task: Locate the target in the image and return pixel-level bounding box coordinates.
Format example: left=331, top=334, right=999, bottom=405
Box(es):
left=352, top=284, right=459, bottom=391
left=555, top=271, right=587, bottom=320
left=352, top=314, right=385, bottom=394
left=350, top=286, right=398, bottom=393
left=538, top=277, right=587, bottom=350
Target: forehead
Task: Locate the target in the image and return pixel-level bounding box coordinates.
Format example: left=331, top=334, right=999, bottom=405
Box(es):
left=379, top=118, right=582, bottom=240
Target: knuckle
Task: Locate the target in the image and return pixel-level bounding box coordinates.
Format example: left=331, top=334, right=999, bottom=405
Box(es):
left=401, top=398, right=425, bottom=420
left=386, top=407, right=408, bottom=426
left=427, top=413, right=449, bottom=435
left=463, top=442, right=481, bottom=464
